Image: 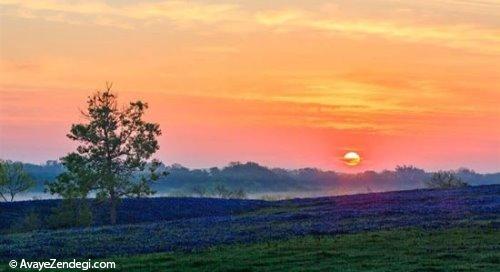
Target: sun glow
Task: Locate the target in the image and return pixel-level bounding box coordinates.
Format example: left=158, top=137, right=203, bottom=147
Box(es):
left=0, top=1, right=499, bottom=172
left=343, top=151, right=361, bottom=166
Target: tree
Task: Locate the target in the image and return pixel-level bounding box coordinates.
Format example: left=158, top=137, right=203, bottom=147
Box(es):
left=46, top=84, right=166, bottom=224
left=455, top=167, right=481, bottom=185
left=191, top=185, right=207, bottom=197
left=232, top=188, right=247, bottom=199
left=213, top=184, right=232, bottom=198
left=0, top=160, right=35, bottom=202
left=395, top=165, right=427, bottom=189
left=425, top=171, right=468, bottom=189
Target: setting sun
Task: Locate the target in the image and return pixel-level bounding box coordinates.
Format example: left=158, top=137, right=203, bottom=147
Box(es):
left=343, top=151, right=361, bottom=166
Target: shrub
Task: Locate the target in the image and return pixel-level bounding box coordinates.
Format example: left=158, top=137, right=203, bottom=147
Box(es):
left=425, top=171, right=468, bottom=189
left=191, top=185, right=208, bottom=197
left=24, top=212, right=41, bottom=231
left=232, top=188, right=247, bottom=199
left=213, top=184, right=232, bottom=198
left=48, top=199, right=92, bottom=229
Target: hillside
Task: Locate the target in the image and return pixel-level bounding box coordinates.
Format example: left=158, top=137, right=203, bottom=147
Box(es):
left=1, top=184, right=498, bottom=260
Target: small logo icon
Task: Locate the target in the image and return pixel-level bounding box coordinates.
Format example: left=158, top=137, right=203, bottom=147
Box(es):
left=9, top=260, right=17, bottom=268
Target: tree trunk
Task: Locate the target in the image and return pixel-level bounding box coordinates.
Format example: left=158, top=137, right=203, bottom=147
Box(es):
left=109, top=195, right=117, bottom=225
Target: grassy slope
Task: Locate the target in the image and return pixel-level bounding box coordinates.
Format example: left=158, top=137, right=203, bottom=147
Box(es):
left=3, top=227, right=493, bottom=272
left=115, top=227, right=499, bottom=272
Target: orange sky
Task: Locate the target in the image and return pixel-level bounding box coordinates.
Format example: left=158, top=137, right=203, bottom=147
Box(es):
left=1, top=0, right=499, bottom=172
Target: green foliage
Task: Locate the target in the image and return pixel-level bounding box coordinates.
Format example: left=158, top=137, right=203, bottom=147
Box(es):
left=8, top=210, right=41, bottom=233
left=46, top=83, right=166, bottom=224
left=46, top=154, right=95, bottom=199
left=19, top=212, right=41, bottom=232
left=105, top=227, right=499, bottom=272
left=0, top=160, right=35, bottom=202
left=48, top=199, right=93, bottom=229
left=425, top=171, right=469, bottom=189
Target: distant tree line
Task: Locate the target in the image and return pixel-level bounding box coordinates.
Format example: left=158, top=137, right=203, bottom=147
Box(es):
left=190, top=184, right=247, bottom=199
left=7, top=160, right=499, bottom=200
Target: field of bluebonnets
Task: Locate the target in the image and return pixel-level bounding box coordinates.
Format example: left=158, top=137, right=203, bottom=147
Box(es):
left=0, top=198, right=268, bottom=232
left=1, top=184, right=499, bottom=260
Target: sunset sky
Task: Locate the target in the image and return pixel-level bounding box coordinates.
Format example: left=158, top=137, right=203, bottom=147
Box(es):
left=1, top=0, right=499, bottom=172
